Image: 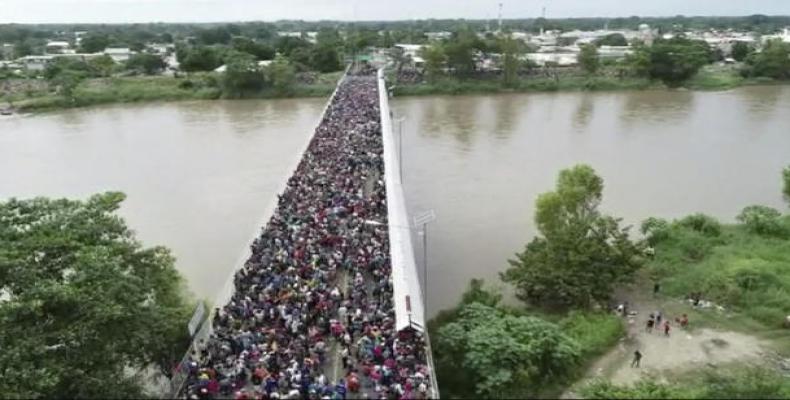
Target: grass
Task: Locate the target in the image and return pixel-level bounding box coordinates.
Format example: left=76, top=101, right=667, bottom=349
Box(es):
left=5, top=72, right=338, bottom=113
left=647, top=214, right=790, bottom=339
left=580, top=364, right=790, bottom=399
left=392, top=66, right=790, bottom=97
left=393, top=75, right=658, bottom=96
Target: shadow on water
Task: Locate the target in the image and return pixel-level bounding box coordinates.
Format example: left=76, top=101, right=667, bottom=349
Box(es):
left=618, top=89, right=695, bottom=129
left=441, top=96, right=480, bottom=148
left=572, top=94, right=595, bottom=132
left=738, top=85, right=783, bottom=120
left=492, top=94, right=524, bottom=139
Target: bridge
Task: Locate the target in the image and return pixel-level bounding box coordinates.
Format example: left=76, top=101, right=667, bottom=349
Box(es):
left=173, top=66, right=438, bottom=399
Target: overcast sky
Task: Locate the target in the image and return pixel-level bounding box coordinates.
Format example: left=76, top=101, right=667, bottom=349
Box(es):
left=2, top=0, right=790, bottom=24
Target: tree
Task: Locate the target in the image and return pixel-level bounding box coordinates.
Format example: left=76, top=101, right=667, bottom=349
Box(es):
left=49, top=70, right=84, bottom=100
left=783, top=165, right=790, bottom=207
left=230, top=37, right=275, bottom=61
left=644, top=37, right=711, bottom=86
left=746, top=40, right=790, bottom=79
left=88, top=54, right=116, bottom=77
left=0, top=193, right=192, bottom=398
left=500, top=36, right=524, bottom=87
left=595, top=33, right=628, bottom=47
left=501, top=165, right=645, bottom=309
left=419, top=44, right=446, bottom=81
left=437, top=303, right=580, bottom=397
left=13, top=41, right=33, bottom=59
left=731, top=41, right=752, bottom=61
left=579, top=44, right=600, bottom=74
left=737, top=205, right=785, bottom=236
left=180, top=46, right=222, bottom=72
left=79, top=33, right=110, bottom=53
left=442, top=29, right=484, bottom=76
left=267, top=54, right=296, bottom=94
left=125, top=53, right=167, bottom=75
left=222, top=51, right=265, bottom=97
left=309, top=43, right=342, bottom=73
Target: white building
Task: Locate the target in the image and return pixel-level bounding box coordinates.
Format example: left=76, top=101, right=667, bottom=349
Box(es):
left=18, top=55, right=55, bottom=71
left=525, top=52, right=578, bottom=66
left=45, top=41, right=71, bottom=54
left=104, top=48, right=133, bottom=63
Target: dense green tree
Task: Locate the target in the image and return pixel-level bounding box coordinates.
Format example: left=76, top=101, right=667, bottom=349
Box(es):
left=196, top=26, right=232, bottom=45
left=500, top=36, right=524, bottom=87
left=746, top=40, right=790, bottom=79
left=579, top=44, right=600, bottom=74
left=0, top=193, right=192, bottom=398
left=44, top=58, right=92, bottom=80
left=222, top=51, right=265, bottom=97
left=737, top=205, right=785, bottom=236
left=180, top=46, right=222, bottom=72
left=13, top=41, right=34, bottom=59
left=443, top=31, right=480, bottom=77
left=783, top=166, right=790, bottom=207
left=274, top=36, right=311, bottom=57
left=642, top=37, right=711, bottom=86
left=88, top=54, right=116, bottom=77
left=437, top=303, right=580, bottom=397
left=419, top=44, right=446, bottom=81
left=309, top=44, right=342, bottom=73
left=595, top=33, right=628, bottom=47
left=49, top=70, right=84, bottom=100
left=501, top=165, right=645, bottom=309
left=230, top=37, right=275, bottom=61
left=125, top=53, right=167, bottom=75
left=267, top=54, right=296, bottom=94
left=79, top=33, right=111, bottom=53
left=731, top=41, right=753, bottom=61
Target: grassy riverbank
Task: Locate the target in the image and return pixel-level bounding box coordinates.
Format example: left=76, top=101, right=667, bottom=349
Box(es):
left=3, top=72, right=341, bottom=113
left=646, top=213, right=790, bottom=331
left=393, top=67, right=788, bottom=97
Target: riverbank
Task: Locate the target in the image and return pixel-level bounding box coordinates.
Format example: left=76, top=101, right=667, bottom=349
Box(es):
left=4, top=67, right=787, bottom=113
left=2, top=72, right=341, bottom=113
left=392, top=66, right=787, bottom=97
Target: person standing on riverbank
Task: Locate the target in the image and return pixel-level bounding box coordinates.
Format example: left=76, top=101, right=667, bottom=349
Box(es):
left=631, top=350, right=642, bottom=368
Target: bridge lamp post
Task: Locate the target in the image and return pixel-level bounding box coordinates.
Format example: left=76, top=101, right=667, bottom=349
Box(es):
left=394, top=116, right=406, bottom=184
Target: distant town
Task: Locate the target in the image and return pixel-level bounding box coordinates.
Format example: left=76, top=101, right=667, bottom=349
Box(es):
left=1, top=15, right=790, bottom=113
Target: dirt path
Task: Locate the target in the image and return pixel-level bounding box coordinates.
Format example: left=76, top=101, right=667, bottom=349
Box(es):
left=565, top=289, right=772, bottom=396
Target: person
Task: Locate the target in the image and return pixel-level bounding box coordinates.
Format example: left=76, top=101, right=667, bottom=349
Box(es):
left=664, top=320, right=671, bottom=337
left=631, top=350, right=642, bottom=368
left=646, top=316, right=655, bottom=333
left=653, top=282, right=661, bottom=295
left=655, top=311, right=662, bottom=326
left=679, top=314, right=689, bottom=328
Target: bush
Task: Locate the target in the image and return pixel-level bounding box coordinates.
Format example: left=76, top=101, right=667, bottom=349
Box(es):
left=559, top=312, right=624, bottom=358
left=737, top=205, right=785, bottom=236
left=641, top=217, right=671, bottom=244
left=677, top=213, right=722, bottom=237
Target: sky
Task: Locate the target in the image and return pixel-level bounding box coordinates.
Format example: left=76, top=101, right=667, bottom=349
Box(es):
left=2, top=0, right=790, bottom=24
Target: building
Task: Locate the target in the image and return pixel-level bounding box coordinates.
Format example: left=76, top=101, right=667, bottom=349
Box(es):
left=104, top=48, right=133, bottom=63
left=525, top=52, right=578, bottom=66
left=45, top=41, right=71, bottom=54
left=18, top=55, right=55, bottom=71
left=1, top=43, right=14, bottom=59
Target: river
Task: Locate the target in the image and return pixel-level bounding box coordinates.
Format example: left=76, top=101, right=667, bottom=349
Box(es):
left=1, top=86, right=788, bottom=315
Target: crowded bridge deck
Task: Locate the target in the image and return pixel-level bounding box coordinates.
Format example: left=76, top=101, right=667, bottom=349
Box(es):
left=178, top=66, right=437, bottom=400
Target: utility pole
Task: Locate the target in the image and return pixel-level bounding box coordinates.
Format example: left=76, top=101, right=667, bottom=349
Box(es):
left=414, top=210, right=436, bottom=315
left=498, top=3, right=503, bottom=32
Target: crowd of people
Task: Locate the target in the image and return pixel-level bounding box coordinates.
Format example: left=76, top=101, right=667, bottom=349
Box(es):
left=181, top=68, right=432, bottom=400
